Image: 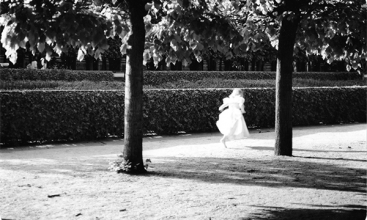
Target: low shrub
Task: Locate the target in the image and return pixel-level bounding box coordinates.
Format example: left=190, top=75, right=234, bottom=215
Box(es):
left=292, top=78, right=365, bottom=87
left=293, top=72, right=363, bottom=80
left=149, top=78, right=275, bottom=89
left=143, top=71, right=275, bottom=85
left=0, top=80, right=61, bottom=90
left=1, top=87, right=365, bottom=146
left=1, top=78, right=364, bottom=90
left=143, top=71, right=363, bottom=85
left=0, top=80, right=125, bottom=90
left=0, top=69, right=114, bottom=81
left=150, top=78, right=365, bottom=89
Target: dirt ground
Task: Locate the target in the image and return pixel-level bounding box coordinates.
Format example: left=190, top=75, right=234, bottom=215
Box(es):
left=0, top=123, right=366, bottom=220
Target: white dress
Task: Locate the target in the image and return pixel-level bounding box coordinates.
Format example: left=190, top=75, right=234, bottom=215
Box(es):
left=216, top=96, right=250, bottom=140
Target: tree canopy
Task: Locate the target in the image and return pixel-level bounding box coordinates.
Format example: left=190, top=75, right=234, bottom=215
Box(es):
left=2, top=0, right=365, bottom=71
left=152, top=0, right=366, bottom=72
left=1, top=0, right=125, bottom=63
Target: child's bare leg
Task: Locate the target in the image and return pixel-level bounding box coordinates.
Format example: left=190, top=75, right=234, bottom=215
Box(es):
left=220, top=136, right=228, bottom=148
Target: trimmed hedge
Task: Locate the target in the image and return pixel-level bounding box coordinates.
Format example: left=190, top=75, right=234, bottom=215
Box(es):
left=0, top=91, right=125, bottom=146
left=293, top=72, right=363, bottom=80
left=143, top=71, right=363, bottom=85
left=144, top=71, right=275, bottom=85
left=0, top=80, right=61, bottom=90
left=0, top=80, right=126, bottom=90
left=2, top=78, right=365, bottom=91
left=1, top=87, right=366, bottom=146
left=0, top=69, right=114, bottom=81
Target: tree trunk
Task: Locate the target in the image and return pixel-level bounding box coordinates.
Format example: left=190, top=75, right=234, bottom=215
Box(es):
left=274, top=14, right=300, bottom=156
left=122, top=0, right=147, bottom=173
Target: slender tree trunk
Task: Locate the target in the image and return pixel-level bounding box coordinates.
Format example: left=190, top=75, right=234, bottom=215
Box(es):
left=274, top=14, right=300, bottom=156
left=123, top=0, right=146, bottom=173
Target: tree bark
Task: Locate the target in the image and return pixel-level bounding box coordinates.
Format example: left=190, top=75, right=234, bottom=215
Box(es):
left=122, top=0, right=147, bottom=173
left=274, top=13, right=300, bottom=156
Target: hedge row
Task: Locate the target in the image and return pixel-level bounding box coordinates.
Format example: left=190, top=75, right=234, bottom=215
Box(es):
left=1, top=69, right=361, bottom=84
left=1, top=87, right=366, bottom=146
left=143, top=71, right=363, bottom=85
left=0, top=69, right=114, bottom=81
left=0, top=80, right=126, bottom=90
left=0, top=80, right=61, bottom=90
left=3, top=78, right=365, bottom=91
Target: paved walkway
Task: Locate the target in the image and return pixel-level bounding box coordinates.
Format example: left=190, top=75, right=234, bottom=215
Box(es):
left=0, top=123, right=366, bottom=220
left=1, top=123, right=365, bottom=159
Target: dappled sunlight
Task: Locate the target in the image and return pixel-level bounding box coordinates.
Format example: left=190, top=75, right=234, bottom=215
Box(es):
left=246, top=205, right=366, bottom=220
left=148, top=156, right=366, bottom=193
left=90, top=154, right=120, bottom=159
left=0, top=156, right=110, bottom=177
left=145, top=143, right=223, bottom=157
left=1, top=124, right=365, bottom=220
left=50, top=169, right=74, bottom=173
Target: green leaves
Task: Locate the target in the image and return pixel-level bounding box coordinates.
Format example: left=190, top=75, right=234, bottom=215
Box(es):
left=141, top=0, right=252, bottom=67
left=1, top=0, right=130, bottom=63
left=293, top=1, right=366, bottom=72
left=1, top=0, right=365, bottom=73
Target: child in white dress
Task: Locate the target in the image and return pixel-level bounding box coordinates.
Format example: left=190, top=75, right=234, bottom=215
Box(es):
left=216, top=88, right=250, bottom=148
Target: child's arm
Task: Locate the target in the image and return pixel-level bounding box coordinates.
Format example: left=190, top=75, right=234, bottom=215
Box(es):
left=239, top=98, right=246, bottom=113
left=219, top=98, right=229, bottom=112
left=240, top=104, right=246, bottom=113
left=219, top=103, right=228, bottom=112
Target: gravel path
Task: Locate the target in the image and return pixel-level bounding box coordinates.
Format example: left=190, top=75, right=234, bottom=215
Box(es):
left=0, top=123, right=366, bottom=220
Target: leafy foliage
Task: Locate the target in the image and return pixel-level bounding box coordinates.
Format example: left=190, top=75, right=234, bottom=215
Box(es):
left=142, top=0, right=247, bottom=67
left=141, top=0, right=366, bottom=72
left=242, top=0, right=367, bottom=72
left=109, top=154, right=151, bottom=174
left=0, top=0, right=129, bottom=63
left=4, top=0, right=363, bottom=71
left=294, top=0, right=366, bottom=71
left=1, top=87, right=365, bottom=146
left=103, top=36, right=123, bottom=59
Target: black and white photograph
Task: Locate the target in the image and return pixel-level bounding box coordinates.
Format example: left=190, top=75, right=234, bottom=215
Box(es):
left=0, top=0, right=366, bottom=219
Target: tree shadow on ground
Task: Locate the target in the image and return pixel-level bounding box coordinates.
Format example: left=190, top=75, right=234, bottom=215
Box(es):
left=243, top=205, right=366, bottom=220
left=1, top=154, right=365, bottom=193
left=147, top=157, right=366, bottom=193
